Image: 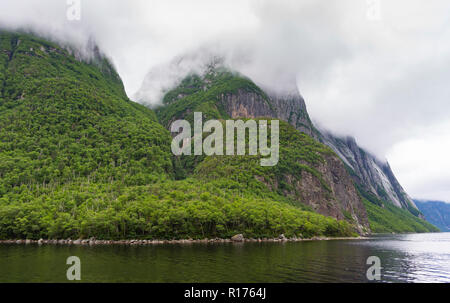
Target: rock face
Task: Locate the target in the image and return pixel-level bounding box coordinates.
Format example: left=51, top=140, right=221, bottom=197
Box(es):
left=254, top=142, right=369, bottom=233
left=213, top=87, right=372, bottom=228
left=220, top=80, right=418, bottom=215
left=295, top=153, right=369, bottom=232
left=220, top=90, right=272, bottom=120
left=137, top=54, right=422, bottom=234
left=137, top=53, right=418, bottom=217
left=319, top=131, right=418, bottom=211
left=151, top=68, right=370, bottom=232
left=220, top=89, right=315, bottom=137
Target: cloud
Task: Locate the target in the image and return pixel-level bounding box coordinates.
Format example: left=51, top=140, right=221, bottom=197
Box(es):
left=1, top=0, right=450, bottom=201
left=387, top=120, right=450, bottom=202
left=134, top=47, right=230, bottom=105
left=0, top=0, right=259, bottom=94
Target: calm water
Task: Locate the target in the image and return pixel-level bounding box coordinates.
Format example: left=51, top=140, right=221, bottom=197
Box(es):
left=0, top=233, right=449, bottom=283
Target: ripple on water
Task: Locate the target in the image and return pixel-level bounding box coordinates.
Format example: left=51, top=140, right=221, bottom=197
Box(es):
left=0, top=233, right=449, bottom=282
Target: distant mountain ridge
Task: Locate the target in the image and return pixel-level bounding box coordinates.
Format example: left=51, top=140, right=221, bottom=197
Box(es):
left=415, top=200, right=450, bottom=232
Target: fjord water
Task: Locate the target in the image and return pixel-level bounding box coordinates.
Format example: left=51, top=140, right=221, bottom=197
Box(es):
left=0, top=233, right=449, bottom=283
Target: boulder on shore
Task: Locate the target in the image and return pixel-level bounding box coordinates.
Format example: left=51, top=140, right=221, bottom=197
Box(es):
left=231, top=234, right=244, bottom=242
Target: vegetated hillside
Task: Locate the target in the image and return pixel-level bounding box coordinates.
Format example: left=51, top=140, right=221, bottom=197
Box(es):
left=156, top=68, right=370, bottom=233
left=146, top=56, right=421, bottom=220
left=415, top=200, right=450, bottom=232
left=359, top=189, right=439, bottom=233
left=192, top=119, right=370, bottom=233
left=0, top=31, right=173, bottom=188
left=152, top=62, right=437, bottom=234
left=0, top=31, right=359, bottom=240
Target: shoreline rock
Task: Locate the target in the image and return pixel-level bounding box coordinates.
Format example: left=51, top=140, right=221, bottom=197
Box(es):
left=0, top=236, right=368, bottom=246
left=231, top=234, right=244, bottom=242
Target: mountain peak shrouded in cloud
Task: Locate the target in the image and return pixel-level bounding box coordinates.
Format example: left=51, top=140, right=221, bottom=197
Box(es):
left=1, top=0, right=450, bottom=201
left=134, top=48, right=228, bottom=106
left=133, top=46, right=303, bottom=107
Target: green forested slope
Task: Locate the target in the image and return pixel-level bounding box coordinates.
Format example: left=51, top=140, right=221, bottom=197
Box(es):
left=0, top=31, right=437, bottom=240
left=0, top=31, right=358, bottom=240
left=0, top=31, right=173, bottom=190
left=356, top=186, right=439, bottom=233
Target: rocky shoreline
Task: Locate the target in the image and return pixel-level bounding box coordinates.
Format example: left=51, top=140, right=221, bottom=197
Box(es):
left=0, top=234, right=368, bottom=245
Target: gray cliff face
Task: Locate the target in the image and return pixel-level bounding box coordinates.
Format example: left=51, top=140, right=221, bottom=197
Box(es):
left=218, top=88, right=370, bottom=231
left=220, top=90, right=273, bottom=119
left=252, top=142, right=370, bottom=233
left=218, top=82, right=417, bottom=214
left=220, top=89, right=316, bottom=137
left=319, top=132, right=418, bottom=211
left=137, top=58, right=418, bottom=221
left=268, top=92, right=316, bottom=137
left=285, top=154, right=369, bottom=233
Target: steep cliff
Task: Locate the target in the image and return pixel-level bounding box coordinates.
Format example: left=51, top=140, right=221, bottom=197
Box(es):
left=137, top=57, right=436, bottom=233
left=153, top=67, right=370, bottom=233
left=212, top=69, right=419, bottom=216
left=156, top=61, right=420, bottom=216
left=218, top=76, right=420, bottom=215
left=219, top=88, right=316, bottom=137
left=319, top=132, right=420, bottom=214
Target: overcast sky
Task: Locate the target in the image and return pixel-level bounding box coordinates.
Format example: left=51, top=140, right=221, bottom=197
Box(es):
left=1, top=0, right=449, bottom=202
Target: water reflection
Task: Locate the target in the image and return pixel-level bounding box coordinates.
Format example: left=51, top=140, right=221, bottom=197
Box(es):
left=0, top=233, right=449, bottom=282
left=353, top=233, right=450, bottom=283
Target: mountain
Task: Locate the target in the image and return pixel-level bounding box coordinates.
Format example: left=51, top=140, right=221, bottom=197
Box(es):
left=415, top=200, right=450, bottom=232
left=0, top=31, right=438, bottom=240
left=145, top=56, right=421, bottom=216
left=0, top=31, right=173, bottom=186
left=155, top=67, right=370, bottom=233
left=0, top=31, right=370, bottom=240
left=146, top=60, right=437, bottom=234
left=320, top=132, right=420, bottom=214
